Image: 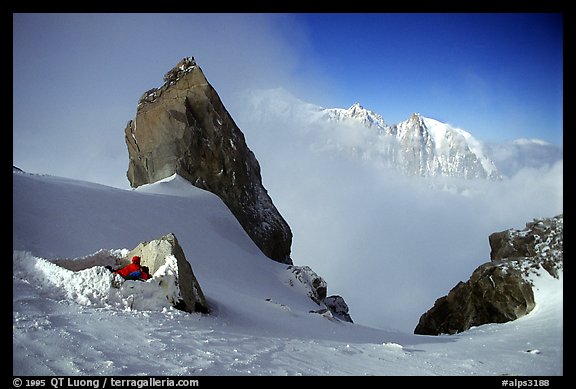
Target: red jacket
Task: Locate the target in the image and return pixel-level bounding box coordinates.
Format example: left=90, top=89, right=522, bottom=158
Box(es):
left=115, top=256, right=143, bottom=278
left=115, top=263, right=141, bottom=278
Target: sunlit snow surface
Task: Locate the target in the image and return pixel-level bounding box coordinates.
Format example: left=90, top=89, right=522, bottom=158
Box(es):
left=13, top=171, right=562, bottom=375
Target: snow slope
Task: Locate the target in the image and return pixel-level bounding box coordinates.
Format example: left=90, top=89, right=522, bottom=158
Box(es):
left=12, top=170, right=562, bottom=376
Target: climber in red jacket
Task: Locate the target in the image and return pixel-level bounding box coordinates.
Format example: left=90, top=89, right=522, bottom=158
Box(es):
left=110, top=256, right=152, bottom=281
left=114, top=256, right=143, bottom=278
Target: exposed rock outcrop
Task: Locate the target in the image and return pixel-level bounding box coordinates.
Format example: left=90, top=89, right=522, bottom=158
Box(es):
left=414, top=214, right=562, bottom=335
left=125, top=57, right=292, bottom=265
left=489, top=214, right=563, bottom=279
left=324, top=295, right=353, bottom=323
left=288, top=265, right=327, bottom=305
left=122, top=232, right=209, bottom=313
left=413, top=263, right=535, bottom=335
left=287, top=265, right=353, bottom=323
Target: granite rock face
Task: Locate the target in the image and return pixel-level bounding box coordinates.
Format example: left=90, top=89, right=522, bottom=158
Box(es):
left=123, top=232, right=209, bottom=313
left=413, top=263, right=535, bottom=335
left=125, top=57, right=292, bottom=264
left=414, top=214, right=562, bottom=335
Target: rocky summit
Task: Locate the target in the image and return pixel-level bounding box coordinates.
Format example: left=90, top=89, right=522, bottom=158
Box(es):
left=125, top=57, right=293, bottom=264
left=321, top=105, right=501, bottom=180
left=414, top=214, right=563, bottom=335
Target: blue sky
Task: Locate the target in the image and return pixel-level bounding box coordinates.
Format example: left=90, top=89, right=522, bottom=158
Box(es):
left=13, top=13, right=563, bottom=188
left=298, top=13, right=563, bottom=143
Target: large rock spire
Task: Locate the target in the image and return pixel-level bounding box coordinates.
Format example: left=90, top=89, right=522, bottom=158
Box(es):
left=125, top=57, right=293, bottom=264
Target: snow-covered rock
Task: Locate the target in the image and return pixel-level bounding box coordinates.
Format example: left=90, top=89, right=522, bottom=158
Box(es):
left=286, top=266, right=354, bottom=323
left=125, top=232, right=208, bottom=313
left=287, top=265, right=327, bottom=305
left=489, top=214, right=563, bottom=279
left=323, top=102, right=389, bottom=130
left=324, top=295, right=353, bottom=323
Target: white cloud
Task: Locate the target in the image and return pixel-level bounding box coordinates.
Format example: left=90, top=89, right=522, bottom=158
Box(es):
left=13, top=14, right=563, bottom=333
left=235, top=91, right=563, bottom=332
left=483, top=140, right=562, bottom=178
left=13, top=14, right=324, bottom=190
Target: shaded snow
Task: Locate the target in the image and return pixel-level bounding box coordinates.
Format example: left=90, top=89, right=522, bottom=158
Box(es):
left=12, top=171, right=562, bottom=375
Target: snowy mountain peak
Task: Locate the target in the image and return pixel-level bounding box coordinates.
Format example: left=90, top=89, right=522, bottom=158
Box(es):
left=348, top=102, right=365, bottom=112
left=406, top=112, right=425, bottom=127
left=321, top=101, right=500, bottom=179
left=240, top=89, right=502, bottom=180
left=392, top=114, right=500, bottom=179
left=346, top=102, right=375, bottom=117
left=323, top=102, right=388, bottom=130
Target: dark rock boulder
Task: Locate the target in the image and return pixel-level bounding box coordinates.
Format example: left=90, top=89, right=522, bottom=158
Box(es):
left=125, top=57, right=292, bottom=265
left=414, top=263, right=534, bottom=335
left=324, top=295, right=353, bottom=323
left=414, top=214, right=562, bottom=335
left=489, top=230, right=534, bottom=260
